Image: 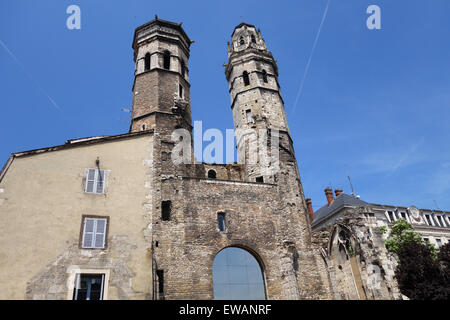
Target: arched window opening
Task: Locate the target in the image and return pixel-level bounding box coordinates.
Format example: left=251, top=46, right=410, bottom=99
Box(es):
left=208, top=169, right=216, bottom=179
left=239, top=36, right=245, bottom=45
left=251, top=35, right=256, bottom=43
left=163, top=51, right=171, bottom=70
left=213, top=247, right=265, bottom=300
left=144, top=53, right=151, bottom=71
left=262, top=70, right=268, bottom=83
left=242, top=71, right=250, bottom=86
left=217, top=212, right=226, bottom=232
left=180, top=60, right=186, bottom=78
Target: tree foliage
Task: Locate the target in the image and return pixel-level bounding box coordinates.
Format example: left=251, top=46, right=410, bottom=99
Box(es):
left=381, top=219, right=450, bottom=299
left=381, top=219, right=437, bottom=257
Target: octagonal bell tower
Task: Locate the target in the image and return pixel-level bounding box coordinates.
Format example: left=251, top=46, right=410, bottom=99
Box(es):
left=130, top=16, right=193, bottom=134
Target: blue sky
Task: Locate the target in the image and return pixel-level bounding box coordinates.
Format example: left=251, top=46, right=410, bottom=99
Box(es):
left=1, top=0, right=450, bottom=211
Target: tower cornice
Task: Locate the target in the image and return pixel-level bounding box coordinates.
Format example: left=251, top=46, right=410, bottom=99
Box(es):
left=132, top=18, right=192, bottom=60
left=225, top=50, right=278, bottom=80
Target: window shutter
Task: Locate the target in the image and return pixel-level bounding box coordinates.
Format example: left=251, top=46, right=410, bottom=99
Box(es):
left=85, top=169, right=96, bottom=193
left=94, top=218, right=107, bottom=248
left=82, top=218, right=95, bottom=248
left=96, top=170, right=105, bottom=194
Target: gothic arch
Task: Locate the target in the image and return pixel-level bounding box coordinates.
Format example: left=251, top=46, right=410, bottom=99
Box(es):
left=212, top=245, right=267, bottom=300
left=328, top=224, right=367, bottom=300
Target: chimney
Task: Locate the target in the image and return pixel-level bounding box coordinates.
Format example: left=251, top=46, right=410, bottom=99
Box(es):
left=324, top=188, right=334, bottom=206
left=306, top=198, right=314, bottom=222
left=334, top=189, right=343, bottom=197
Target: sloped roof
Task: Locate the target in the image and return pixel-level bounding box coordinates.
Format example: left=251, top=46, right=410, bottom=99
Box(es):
left=311, top=193, right=369, bottom=227
left=0, top=130, right=153, bottom=183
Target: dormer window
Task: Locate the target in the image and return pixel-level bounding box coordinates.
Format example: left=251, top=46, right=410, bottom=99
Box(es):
left=436, top=215, right=447, bottom=227
left=399, top=211, right=410, bottom=223
left=239, top=36, right=245, bottom=45
left=386, top=210, right=395, bottom=223
left=251, top=35, right=256, bottom=43
left=424, top=214, right=434, bottom=226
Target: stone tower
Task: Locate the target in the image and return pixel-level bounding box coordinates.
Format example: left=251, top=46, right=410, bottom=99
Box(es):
left=225, top=23, right=331, bottom=299
left=130, top=16, right=192, bottom=135
left=225, top=23, right=291, bottom=182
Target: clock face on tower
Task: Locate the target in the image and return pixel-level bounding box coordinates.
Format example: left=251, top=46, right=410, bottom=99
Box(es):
left=408, top=206, right=421, bottom=222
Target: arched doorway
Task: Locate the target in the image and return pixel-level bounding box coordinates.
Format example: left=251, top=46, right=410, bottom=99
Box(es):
left=212, top=247, right=266, bottom=300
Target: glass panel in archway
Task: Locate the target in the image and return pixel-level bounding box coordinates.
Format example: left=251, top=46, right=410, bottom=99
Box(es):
left=213, top=247, right=265, bottom=300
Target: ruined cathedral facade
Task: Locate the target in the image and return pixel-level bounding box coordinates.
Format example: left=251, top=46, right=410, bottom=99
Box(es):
left=0, top=18, right=402, bottom=300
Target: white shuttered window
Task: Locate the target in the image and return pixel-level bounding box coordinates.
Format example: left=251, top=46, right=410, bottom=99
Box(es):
left=82, top=218, right=107, bottom=249
left=85, top=169, right=106, bottom=194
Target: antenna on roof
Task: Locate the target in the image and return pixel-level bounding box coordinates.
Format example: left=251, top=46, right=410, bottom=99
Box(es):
left=347, top=175, right=355, bottom=196
left=433, top=199, right=442, bottom=211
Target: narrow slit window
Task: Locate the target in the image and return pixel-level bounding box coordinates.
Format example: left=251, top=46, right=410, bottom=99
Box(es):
left=179, top=84, right=183, bottom=98
left=180, top=60, right=186, bottom=78
left=246, top=109, right=252, bottom=123
left=85, top=169, right=106, bottom=194
left=73, top=274, right=105, bottom=300
left=144, top=53, right=150, bottom=71
left=217, top=212, right=226, bottom=232
left=262, top=69, right=268, bottom=83
left=163, top=51, right=170, bottom=70
left=156, top=270, right=164, bottom=294
left=81, top=217, right=107, bottom=249
left=243, top=71, right=250, bottom=86
left=162, top=201, right=171, bottom=221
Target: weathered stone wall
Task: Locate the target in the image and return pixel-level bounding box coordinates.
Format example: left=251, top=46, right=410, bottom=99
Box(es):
left=312, top=207, right=402, bottom=300
left=151, top=175, right=330, bottom=299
